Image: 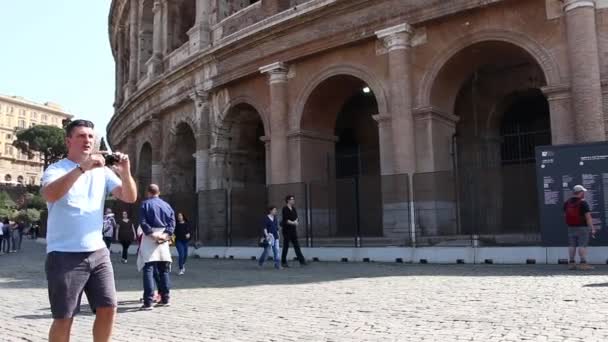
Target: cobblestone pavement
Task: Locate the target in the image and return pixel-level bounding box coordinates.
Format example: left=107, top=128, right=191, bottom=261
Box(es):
left=3, top=241, right=608, bottom=341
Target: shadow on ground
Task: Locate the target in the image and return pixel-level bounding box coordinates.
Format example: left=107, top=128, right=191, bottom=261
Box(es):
left=3, top=240, right=608, bottom=292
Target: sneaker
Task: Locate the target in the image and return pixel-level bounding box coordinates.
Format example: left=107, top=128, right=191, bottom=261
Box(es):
left=140, top=304, right=154, bottom=311
left=178, top=268, right=185, bottom=275
left=121, top=259, right=128, bottom=264
left=281, top=263, right=290, bottom=268
left=568, top=262, right=577, bottom=270
left=156, top=301, right=171, bottom=307
left=578, top=263, right=595, bottom=270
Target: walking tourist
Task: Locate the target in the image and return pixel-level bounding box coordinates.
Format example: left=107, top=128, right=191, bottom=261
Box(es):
left=103, top=208, right=117, bottom=249
left=117, top=210, right=136, bottom=263
left=564, top=184, right=596, bottom=270
left=40, top=119, right=136, bottom=342
left=0, top=218, right=5, bottom=255
left=280, top=195, right=307, bottom=267
left=174, top=212, right=191, bottom=275
left=2, top=218, right=11, bottom=253
left=138, top=184, right=175, bottom=310
left=258, top=206, right=281, bottom=269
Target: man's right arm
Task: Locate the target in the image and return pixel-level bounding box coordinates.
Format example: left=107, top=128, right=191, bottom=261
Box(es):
left=42, top=167, right=83, bottom=203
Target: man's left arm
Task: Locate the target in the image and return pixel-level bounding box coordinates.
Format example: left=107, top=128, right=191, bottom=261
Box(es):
left=165, top=209, right=176, bottom=236
left=109, top=152, right=137, bottom=203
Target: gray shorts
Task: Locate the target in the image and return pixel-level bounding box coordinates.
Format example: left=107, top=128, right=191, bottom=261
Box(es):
left=568, top=227, right=590, bottom=248
left=45, top=248, right=117, bottom=319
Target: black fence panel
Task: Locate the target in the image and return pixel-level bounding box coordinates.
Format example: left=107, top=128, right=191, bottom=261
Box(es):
left=229, top=184, right=267, bottom=246
left=197, top=189, right=228, bottom=246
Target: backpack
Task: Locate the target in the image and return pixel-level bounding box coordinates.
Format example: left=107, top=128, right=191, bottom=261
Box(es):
left=565, top=199, right=584, bottom=226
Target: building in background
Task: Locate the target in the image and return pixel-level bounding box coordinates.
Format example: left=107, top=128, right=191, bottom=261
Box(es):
left=107, top=0, right=608, bottom=248
left=0, top=94, right=72, bottom=186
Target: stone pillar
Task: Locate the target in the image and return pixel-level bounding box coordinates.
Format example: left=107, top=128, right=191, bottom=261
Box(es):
left=372, top=114, right=395, bottom=176
left=147, top=0, right=164, bottom=76
left=260, top=136, right=271, bottom=184
left=126, top=0, right=139, bottom=96
left=126, top=134, right=138, bottom=176
left=542, top=85, right=575, bottom=144
left=190, top=90, right=211, bottom=191
left=150, top=114, right=163, bottom=185
left=376, top=23, right=417, bottom=175
left=162, top=0, right=177, bottom=55
left=115, top=27, right=125, bottom=107
left=188, top=0, right=211, bottom=51
left=260, top=62, right=289, bottom=185
left=562, top=0, right=605, bottom=141
left=413, top=107, right=459, bottom=173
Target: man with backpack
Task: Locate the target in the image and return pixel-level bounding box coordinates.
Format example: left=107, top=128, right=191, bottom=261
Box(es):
left=563, top=185, right=596, bottom=270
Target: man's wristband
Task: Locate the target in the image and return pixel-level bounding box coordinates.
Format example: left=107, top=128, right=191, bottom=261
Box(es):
left=76, top=165, right=85, bottom=174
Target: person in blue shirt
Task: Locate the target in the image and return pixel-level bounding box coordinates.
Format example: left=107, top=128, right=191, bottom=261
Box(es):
left=41, top=119, right=137, bottom=342
left=138, top=183, right=175, bottom=310
left=258, top=206, right=281, bottom=269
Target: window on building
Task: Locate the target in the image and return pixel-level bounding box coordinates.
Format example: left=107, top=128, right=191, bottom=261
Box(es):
left=4, top=174, right=11, bottom=182
left=30, top=122, right=36, bottom=128
left=42, top=114, right=48, bottom=122
left=5, top=117, right=12, bottom=127
left=8, top=106, right=13, bottom=114
left=30, top=176, right=36, bottom=185
left=4, top=145, right=13, bottom=156
left=17, top=175, right=24, bottom=184
left=18, top=119, right=25, bottom=128
left=6, top=134, right=11, bottom=140
left=19, top=109, right=26, bottom=117
left=31, top=112, right=37, bottom=119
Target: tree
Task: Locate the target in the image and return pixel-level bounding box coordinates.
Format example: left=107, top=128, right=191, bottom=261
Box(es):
left=13, top=125, right=66, bottom=170
left=0, top=191, right=16, bottom=220
left=15, top=208, right=41, bottom=224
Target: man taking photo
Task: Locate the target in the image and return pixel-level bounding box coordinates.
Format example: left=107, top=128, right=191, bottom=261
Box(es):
left=41, top=119, right=137, bottom=342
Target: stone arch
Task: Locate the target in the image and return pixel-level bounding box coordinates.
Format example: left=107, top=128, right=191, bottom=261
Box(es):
left=4, top=174, right=11, bottom=182
left=294, top=64, right=389, bottom=131
left=137, top=142, right=153, bottom=193
left=217, top=96, right=269, bottom=138
left=418, top=29, right=562, bottom=110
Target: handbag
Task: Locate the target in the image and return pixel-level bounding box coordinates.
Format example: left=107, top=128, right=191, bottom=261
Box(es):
left=258, top=236, right=269, bottom=248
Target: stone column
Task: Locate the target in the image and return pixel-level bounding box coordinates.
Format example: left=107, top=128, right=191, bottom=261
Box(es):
left=376, top=23, right=417, bottom=175
left=188, top=0, right=211, bottom=51
left=147, top=0, right=164, bottom=76
left=150, top=114, right=163, bottom=185
left=562, top=0, right=605, bottom=141
left=372, top=114, right=395, bottom=176
left=162, top=0, right=177, bottom=55
left=260, top=62, right=289, bottom=185
left=126, top=0, right=139, bottom=96
left=260, top=136, right=271, bottom=184
left=190, top=90, right=211, bottom=191
left=115, top=27, right=125, bottom=107
left=542, top=85, right=575, bottom=145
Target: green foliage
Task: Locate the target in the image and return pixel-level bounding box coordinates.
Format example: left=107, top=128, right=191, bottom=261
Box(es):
left=27, top=193, right=47, bottom=210
left=0, top=191, right=16, bottom=209
left=14, top=208, right=41, bottom=224
left=13, top=125, right=66, bottom=169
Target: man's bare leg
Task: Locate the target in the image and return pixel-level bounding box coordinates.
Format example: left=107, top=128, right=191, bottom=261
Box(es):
left=93, top=307, right=116, bottom=342
left=49, top=318, right=74, bottom=342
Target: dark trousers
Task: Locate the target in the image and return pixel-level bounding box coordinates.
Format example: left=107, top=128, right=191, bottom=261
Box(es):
left=175, top=239, right=189, bottom=269
left=120, top=240, right=131, bottom=260
left=1, top=234, right=10, bottom=253
left=103, top=237, right=112, bottom=250
left=143, top=261, right=170, bottom=305
left=281, top=228, right=306, bottom=265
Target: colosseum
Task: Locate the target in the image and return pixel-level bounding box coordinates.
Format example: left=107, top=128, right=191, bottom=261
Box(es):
left=107, top=0, right=608, bottom=252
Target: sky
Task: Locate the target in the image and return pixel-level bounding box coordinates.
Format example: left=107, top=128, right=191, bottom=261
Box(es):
left=0, top=0, right=115, bottom=141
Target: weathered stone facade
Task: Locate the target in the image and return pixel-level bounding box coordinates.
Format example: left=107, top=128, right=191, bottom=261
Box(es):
left=108, top=0, right=608, bottom=245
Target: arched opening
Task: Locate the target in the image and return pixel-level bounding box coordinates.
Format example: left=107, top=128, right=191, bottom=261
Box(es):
left=300, top=74, right=383, bottom=244
left=218, top=103, right=266, bottom=245
left=4, top=174, right=11, bottom=182
left=431, top=40, right=551, bottom=245
left=221, top=103, right=266, bottom=187
left=170, top=0, right=196, bottom=52
left=139, top=0, right=154, bottom=78
left=137, top=142, right=153, bottom=198
left=17, top=175, right=24, bottom=185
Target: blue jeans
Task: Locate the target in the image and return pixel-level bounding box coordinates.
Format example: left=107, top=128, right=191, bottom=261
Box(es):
left=259, top=240, right=280, bottom=268
left=175, top=240, right=189, bottom=269
left=143, top=262, right=170, bottom=305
